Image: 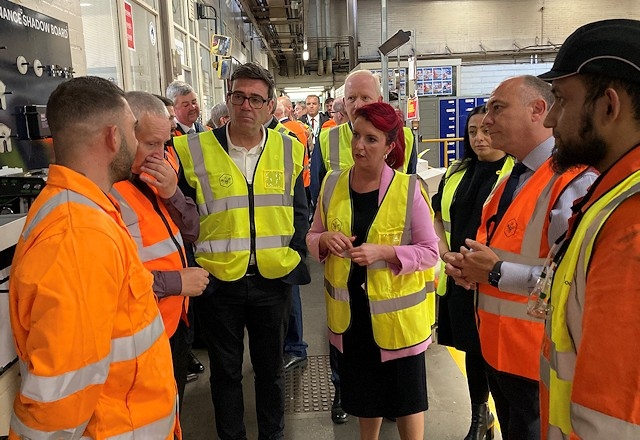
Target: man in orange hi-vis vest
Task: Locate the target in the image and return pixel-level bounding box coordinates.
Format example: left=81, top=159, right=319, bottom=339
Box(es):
left=9, top=77, right=179, bottom=439
left=443, top=75, right=596, bottom=440
left=109, top=91, right=210, bottom=415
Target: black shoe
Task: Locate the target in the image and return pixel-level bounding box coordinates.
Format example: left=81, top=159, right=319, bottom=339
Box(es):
left=331, top=388, right=348, bottom=424
left=464, top=403, right=495, bottom=440
left=188, top=351, right=205, bottom=375
left=186, top=372, right=199, bottom=383
left=283, top=353, right=308, bottom=371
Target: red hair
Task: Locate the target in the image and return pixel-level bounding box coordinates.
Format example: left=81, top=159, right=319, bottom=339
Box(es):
left=353, top=102, right=405, bottom=169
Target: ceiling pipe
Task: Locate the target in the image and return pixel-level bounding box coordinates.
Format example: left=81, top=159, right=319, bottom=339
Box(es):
left=324, top=0, right=332, bottom=75
left=346, top=0, right=358, bottom=70
left=381, top=0, right=388, bottom=102
left=237, top=0, right=280, bottom=66
left=316, top=0, right=325, bottom=75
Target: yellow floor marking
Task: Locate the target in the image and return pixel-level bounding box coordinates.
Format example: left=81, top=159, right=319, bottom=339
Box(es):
left=446, top=346, right=501, bottom=433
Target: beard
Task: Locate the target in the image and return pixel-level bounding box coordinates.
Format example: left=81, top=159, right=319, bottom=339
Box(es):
left=551, top=110, right=607, bottom=173
left=109, top=134, right=134, bottom=183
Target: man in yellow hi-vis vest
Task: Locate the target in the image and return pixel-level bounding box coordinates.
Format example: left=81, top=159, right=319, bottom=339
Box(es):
left=537, top=19, right=640, bottom=440
left=174, top=62, right=310, bottom=440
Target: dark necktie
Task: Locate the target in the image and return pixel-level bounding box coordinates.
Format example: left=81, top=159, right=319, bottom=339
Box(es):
left=187, top=128, right=196, bottom=134
left=486, top=162, right=528, bottom=242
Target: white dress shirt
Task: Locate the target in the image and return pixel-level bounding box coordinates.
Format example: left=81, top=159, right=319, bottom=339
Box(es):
left=226, top=125, right=266, bottom=184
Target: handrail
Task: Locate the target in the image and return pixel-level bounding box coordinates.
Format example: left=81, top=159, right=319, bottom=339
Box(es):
left=419, top=137, right=463, bottom=168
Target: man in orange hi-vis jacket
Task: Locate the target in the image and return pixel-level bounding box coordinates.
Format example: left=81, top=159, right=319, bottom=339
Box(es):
left=9, top=77, right=179, bottom=440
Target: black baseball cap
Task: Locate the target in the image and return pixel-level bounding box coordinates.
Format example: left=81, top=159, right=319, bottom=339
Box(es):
left=539, top=19, right=640, bottom=83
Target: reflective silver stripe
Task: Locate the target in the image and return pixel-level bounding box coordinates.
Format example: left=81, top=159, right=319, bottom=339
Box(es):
left=187, top=133, right=216, bottom=216
left=253, top=193, right=293, bottom=207
left=107, top=409, right=175, bottom=440
left=19, top=357, right=109, bottom=403
left=22, top=190, right=103, bottom=240
left=442, top=219, right=451, bottom=233
left=138, top=236, right=184, bottom=263
left=540, top=353, right=551, bottom=387
left=256, top=235, right=293, bottom=249
left=549, top=340, right=576, bottom=381
left=368, top=260, right=387, bottom=270
left=10, top=403, right=175, bottom=439
left=196, top=235, right=292, bottom=254
left=328, top=126, right=341, bottom=171
left=111, top=313, right=165, bottom=363
left=281, top=133, right=294, bottom=196
left=400, top=175, right=416, bottom=245
left=197, top=190, right=293, bottom=215
left=197, top=194, right=248, bottom=215
left=10, top=413, right=90, bottom=440
left=321, top=172, right=341, bottom=222
left=547, top=425, right=569, bottom=440
left=492, top=247, right=546, bottom=267
left=110, top=188, right=184, bottom=263
left=196, top=237, right=252, bottom=254
left=369, top=288, right=426, bottom=314
left=477, top=290, right=540, bottom=322
left=324, top=278, right=350, bottom=302
left=571, top=402, right=640, bottom=439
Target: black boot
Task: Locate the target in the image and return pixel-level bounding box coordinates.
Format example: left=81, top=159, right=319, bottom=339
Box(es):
left=464, top=403, right=495, bottom=440
left=331, top=387, right=348, bottom=424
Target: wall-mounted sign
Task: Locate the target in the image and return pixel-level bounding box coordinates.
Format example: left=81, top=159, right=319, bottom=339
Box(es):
left=407, top=96, right=419, bottom=120
left=211, top=34, right=232, bottom=57
left=124, top=1, right=135, bottom=50
left=370, top=68, right=407, bottom=98
left=416, top=66, right=453, bottom=97
left=0, top=0, right=69, bottom=39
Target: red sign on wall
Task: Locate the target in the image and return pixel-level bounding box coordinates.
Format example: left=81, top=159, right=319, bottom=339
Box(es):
left=124, top=1, right=135, bottom=50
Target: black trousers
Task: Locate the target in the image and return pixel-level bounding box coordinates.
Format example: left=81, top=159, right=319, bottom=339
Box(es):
left=486, top=364, right=540, bottom=440
left=196, top=274, right=292, bottom=440
left=169, top=318, right=190, bottom=414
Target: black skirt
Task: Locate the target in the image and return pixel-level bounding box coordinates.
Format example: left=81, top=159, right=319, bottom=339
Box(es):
left=339, top=279, right=429, bottom=418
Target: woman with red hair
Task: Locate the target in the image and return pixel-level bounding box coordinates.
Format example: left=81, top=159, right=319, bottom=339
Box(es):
left=306, top=102, right=439, bottom=439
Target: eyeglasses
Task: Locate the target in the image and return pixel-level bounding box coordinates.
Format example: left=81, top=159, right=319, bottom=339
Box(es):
left=228, top=92, right=269, bottom=109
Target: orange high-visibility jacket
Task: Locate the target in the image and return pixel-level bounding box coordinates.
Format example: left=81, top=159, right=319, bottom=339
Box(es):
left=9, top=165, right=178, bottom=440
left=475, top=159, right=584, bottom=380
left=110, top=179, right=188, bottom=338
left=282, top=120, right=311, bottom=187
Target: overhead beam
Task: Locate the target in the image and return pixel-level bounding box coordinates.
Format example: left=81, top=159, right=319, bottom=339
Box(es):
left=237, top=0, right=280, bottom=66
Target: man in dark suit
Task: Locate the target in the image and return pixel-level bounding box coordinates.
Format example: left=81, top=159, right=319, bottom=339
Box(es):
left=165, top=80, right=207, bottom=378
left=166, top=80, right=207, bottom=135
left=299, top=94, right=330, bottom=148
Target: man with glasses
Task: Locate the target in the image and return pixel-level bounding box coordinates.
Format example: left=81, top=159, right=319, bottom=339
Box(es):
left=174, top=62, right=310, bottom=440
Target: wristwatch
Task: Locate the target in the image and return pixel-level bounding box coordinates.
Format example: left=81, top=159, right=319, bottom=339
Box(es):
left=488, top=261, right=503, bottom=287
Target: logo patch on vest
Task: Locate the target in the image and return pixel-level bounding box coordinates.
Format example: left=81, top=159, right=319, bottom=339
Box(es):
left=263, top=170, right=284, bottom=190
left=330, top=218, right=342, bottom=232
left=219, top=174, right=233, bottom=187
left=504, top=218, right=518, bottom=237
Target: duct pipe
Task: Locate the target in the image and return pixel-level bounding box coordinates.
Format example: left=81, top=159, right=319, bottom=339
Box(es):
left=324, top=0, right=333, bottom=75
left=316, top=0, right=325, bottom=75
left=346, top=0, right=358, bottom=70
left=381, top=0, right=388, bottom=102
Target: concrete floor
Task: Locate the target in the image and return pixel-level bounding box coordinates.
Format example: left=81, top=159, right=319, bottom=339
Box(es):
left=181, top=260, right=502, bottom=439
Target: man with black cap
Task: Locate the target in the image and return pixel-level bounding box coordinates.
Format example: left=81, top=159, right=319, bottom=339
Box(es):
left=536, top=18, right=640, bottom=439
